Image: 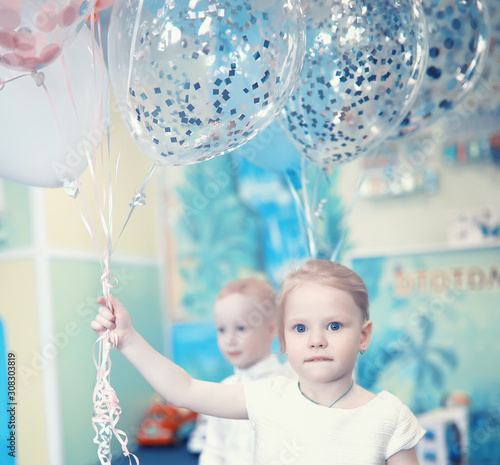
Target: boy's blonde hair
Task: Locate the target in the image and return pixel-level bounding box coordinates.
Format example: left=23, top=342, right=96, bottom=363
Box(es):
left=276, top=259, right=369, bottom=351
left=217, top=277, right=276, bottom=319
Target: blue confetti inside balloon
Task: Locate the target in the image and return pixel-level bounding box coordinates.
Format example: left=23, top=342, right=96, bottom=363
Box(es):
left=441, top=0, right=500, bottom=140
left=107, top=0, right=305, bottom=166
left=394, top=0, right=490, bottom=138
left=278, top=0, right=428, bottom=168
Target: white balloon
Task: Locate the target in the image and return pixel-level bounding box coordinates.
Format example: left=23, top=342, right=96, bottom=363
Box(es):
left=0, top=25, right=108, bottom=189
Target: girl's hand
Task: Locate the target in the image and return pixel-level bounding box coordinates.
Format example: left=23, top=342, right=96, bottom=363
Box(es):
left=90, top=295, right=136, bottom=350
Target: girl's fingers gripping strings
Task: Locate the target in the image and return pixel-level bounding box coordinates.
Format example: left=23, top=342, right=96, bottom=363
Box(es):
left=90, top=303, right=116, bottom=334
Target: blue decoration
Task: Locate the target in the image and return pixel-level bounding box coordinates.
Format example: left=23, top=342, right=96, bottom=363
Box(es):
left=173, top=155, right=261, bottom=319
left=234, top=157, right=307, bottom=287
left=234, top=120, right=303, bottom=176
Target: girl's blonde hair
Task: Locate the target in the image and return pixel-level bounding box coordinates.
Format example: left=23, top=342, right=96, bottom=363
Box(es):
left=276, top=259, right=369, bottom=351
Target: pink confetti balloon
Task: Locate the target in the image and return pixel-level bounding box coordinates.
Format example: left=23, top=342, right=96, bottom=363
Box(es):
left=0, top=0, right=97, bottom=72
left=0, top=26, right=109, bottom=188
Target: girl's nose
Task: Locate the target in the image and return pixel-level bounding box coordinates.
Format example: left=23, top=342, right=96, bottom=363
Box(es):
left=309, top=330, right=327, bottom=348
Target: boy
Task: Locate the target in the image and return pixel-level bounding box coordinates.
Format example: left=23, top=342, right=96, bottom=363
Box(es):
left=194, top=277, right=293, bottom=465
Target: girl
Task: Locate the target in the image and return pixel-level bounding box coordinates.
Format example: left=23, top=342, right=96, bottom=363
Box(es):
left=91, top=259, right=425, bottom=464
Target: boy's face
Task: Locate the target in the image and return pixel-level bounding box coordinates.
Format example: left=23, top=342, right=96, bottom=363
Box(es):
left=283, top=281, right=372, bottom=387
left=215, top=293, right=276, bottom=369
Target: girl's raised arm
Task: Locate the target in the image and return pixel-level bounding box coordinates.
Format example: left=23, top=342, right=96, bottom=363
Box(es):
left=91, top=295, right=248, bottom=419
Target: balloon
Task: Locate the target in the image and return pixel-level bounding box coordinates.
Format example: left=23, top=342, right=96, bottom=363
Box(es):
left=278, top=0, right=428, bottom=168
left=0, top=26, right=108, bottom=188
left=478, top=0, right=500, bottom=104
left=442, top=0, right=500, bottom=139
left=394, top=0, right=490, bottom=138
left=0, top=0, right=98, bottom=72
left=236, top=120, right=303, bottom=175
left=107, top=0, right=305, bottom=166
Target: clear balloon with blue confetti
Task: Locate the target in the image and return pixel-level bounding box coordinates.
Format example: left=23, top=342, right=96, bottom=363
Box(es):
left=394, top=0, right=490, bottom=138
left=107, top=0, right=305, bottom=166
left=278, top=0, right=428, bottom=168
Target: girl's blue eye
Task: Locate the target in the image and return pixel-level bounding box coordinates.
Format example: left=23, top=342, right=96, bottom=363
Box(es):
left=237, top=326, right=247, bottom=332
left=328, top=322, right=342, bottom=331
left=294, top=324, right=307, bottom=333
left=217, top=327, right=225, bottom=334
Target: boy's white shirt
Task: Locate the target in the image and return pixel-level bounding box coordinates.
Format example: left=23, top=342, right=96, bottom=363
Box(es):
left=196, top=355, right=295, bottom=465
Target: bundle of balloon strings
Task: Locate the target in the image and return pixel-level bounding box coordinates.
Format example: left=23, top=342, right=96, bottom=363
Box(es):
left=91, top=260, right=139, bottom=464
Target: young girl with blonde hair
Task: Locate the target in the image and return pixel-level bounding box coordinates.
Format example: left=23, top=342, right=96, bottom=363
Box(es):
left=91, top=259, right=425, bottom=464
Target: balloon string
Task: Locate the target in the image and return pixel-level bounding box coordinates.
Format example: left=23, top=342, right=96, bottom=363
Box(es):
left=299, top=156, right=317, bottom=258
left=37, top=64, right=89, bottom=190
left=76, top=150, right=138, bottom=465
left=330, top=146, right=380, bottom=262
left=73, top=157, right=113, bottom=465
left=60, top=54, right=80, bottom=122
left=90, top=13, right=113, bottom=247
left=40, top=79, right=64, bottom=138
left=126, top=0, right=144, bottom=101
left=68, top=68, right=137, bottom=463
left=285, top=171, right=317, bottom=259
left=330, top=171, right=365, bottom=262
left=310, top=165, right=323, bottom=231
left=0, top=73, right=31, bottom=90
left=112, top=161, right=158, bottom=255
left=313, top=168, right=332, bottom=224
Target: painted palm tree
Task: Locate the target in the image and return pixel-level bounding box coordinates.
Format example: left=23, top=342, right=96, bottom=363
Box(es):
left=175, top=155, right=261, bottom=319
left=358, top=309, right=457, bottom=414
left=395, top=312, right=457, bottom=413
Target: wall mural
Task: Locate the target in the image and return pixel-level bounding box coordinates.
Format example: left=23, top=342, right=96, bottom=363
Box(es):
left=160, top=154, right=262, bottom=321
left=350, top=246, right=500, bottom=463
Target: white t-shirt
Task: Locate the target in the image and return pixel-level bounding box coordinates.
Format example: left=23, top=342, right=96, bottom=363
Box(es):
left=198, top=356, right=295, bottom=465
left=244, top=376, right=425, bottom=465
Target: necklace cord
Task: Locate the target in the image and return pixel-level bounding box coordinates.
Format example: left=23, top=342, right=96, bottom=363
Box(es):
left=298, top=379, right=354, bottom=408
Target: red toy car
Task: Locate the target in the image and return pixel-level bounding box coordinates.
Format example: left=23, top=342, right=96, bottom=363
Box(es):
left=136, top=396, right=198, bottom=446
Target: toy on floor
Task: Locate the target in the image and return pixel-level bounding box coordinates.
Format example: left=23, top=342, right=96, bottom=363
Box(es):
left=136, top=395, right=198, bottom=446
left=416, top=392, right=470, bottom=465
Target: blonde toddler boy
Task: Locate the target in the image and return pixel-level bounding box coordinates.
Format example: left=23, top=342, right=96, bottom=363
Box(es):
left=195, top=277, right=293, bottom=465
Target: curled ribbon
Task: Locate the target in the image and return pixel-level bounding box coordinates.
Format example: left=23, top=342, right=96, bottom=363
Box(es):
left=92, top=254, right=139, bottom=464
left=92, top=329, right=139, bottom=465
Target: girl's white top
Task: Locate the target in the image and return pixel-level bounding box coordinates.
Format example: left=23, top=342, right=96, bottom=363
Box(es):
left=244, top=376, right=425, bottom=465
left=198, top=356, right=295, bottom=465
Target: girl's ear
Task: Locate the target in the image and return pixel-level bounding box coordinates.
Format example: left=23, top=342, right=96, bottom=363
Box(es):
left=360, top=320, right=373, bottom=353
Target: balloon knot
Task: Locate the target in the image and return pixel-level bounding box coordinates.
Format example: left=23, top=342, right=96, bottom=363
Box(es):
left=31, top=71, right=45, bottom=87
left=130, top=192, right=146, bottom=207
left=63, top=179, right=80, bottom=198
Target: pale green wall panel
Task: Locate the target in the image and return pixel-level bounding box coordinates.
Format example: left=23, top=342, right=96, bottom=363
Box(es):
left=0, top=181, right=32, bottom=249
